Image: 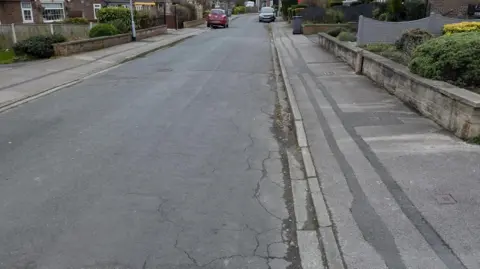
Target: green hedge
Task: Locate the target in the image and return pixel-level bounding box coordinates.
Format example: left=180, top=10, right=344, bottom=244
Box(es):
left=338, top=31, right=356, bottom=42
left=13, top=34, right=66, bottom=59
left=97, top=7, right=130, bottom=24
left=64, top=17, right=89, bottom=24
left=88, top=23, right=119, bottom=38
left=409, top=32, right=480, bottom=88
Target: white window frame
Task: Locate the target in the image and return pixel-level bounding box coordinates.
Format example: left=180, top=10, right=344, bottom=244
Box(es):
left=41, top=2, right=65, bottom=22
left=21, top=2, right=34, bottom=23
left=93, top=4, right=102, bottom=19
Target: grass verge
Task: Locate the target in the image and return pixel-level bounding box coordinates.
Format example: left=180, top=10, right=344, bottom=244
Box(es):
left=0, top=49, right=15, bottom=64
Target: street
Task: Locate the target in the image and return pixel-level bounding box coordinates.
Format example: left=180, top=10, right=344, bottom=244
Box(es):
left=0, top=16, right=298, bottom=268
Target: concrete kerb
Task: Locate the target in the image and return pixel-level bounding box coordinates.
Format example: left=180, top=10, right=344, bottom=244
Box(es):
left=0, top=34, right=197, bottom=114
left=271, top=24, right=346, bottom=269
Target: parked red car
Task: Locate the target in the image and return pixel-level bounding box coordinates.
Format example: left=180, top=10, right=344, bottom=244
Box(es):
left=206, top=9, right=229, bottom=28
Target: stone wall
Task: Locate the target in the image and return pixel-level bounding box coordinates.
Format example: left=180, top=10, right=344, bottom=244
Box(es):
left=183, top=18, right=205, bottom=28
left=54, top=25, right=167, bottom=56
left=318, top=32, right=480, bottom=139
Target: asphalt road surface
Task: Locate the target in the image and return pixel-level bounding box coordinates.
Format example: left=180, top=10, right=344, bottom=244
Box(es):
left=0, top=16, right=297, bottom=269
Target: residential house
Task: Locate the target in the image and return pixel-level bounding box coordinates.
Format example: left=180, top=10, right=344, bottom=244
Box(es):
left=428, top=0, right=480, bottom=18
left=0, top=0, right=102, bottom=24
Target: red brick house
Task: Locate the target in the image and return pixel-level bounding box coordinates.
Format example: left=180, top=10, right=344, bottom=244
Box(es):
left=0, top=0, right=103, bottom=24
left=429, top=0, right=480, bottom=18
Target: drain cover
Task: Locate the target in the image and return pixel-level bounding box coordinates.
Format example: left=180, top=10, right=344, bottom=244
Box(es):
left=318, top=71, right=335, bottom=76
left=434, top=194, right=456, bottom=204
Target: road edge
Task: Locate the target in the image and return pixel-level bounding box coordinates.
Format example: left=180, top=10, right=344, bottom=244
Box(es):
left=270, top=23, right=347, bottom=269
left=0, top=33, right=198, bottom=114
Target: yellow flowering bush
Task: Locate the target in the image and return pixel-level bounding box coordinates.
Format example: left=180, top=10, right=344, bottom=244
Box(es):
left=443, top=22, right=480, bottom=35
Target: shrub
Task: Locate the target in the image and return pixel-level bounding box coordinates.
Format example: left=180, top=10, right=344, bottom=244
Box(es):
left=233, top=6, right=246, bottom=14
left=327, top=27, right=350, bottom=37
left=64, top=17, right=89, bottom=24
left=328, top=0, right=342, bottom=7
left=88, top=23, right=119, bottom=38
left=13, top=35, right=55, bottom=58
left=324, top=8, right=344, bottom=23
left=387, top=0, right=403, bottom=21
left=110, top=18, right=130, bottom=33
left=395, top=28, right=432, bottom=56
left=51, top=33, right=67, bottom=43
left=444, top=22, right=480, bottom=35
left=97, top=7, right=131, bottom=24
left=203, top=9, right=210, bottom=18
left=403, top=0, right=426, bottom=20
left=378, top=13, right=390, bottom=21
left=363, top=43, right=409, bottom=65
left=409, top=32, right=480, bottom=87
left=295, top=8, right=304, bottom=16
left=338, top=31, right=356, bottom=42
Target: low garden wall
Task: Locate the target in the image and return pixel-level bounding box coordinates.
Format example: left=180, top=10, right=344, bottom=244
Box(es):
left=183, top=19, right=206, bottom=28
left=302, top=22, right=356, bottom=35
left=318, top=32, right=480, bottom=139
left=54, top=25, right=167, bottom=56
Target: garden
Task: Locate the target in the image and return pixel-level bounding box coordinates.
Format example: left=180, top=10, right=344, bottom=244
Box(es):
left=358, top=22, right=480, bottom=92
left=0, top=7, right=169, bottom=63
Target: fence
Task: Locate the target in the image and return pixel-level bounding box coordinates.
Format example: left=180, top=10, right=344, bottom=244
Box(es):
left=0, top=23, right=93, bottom=48
left=299, top=3, right=374, bottom=23
left=356, top=13, right=479, bottom=45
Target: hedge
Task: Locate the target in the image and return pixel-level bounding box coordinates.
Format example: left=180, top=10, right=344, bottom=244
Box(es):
left=88, top=24, right=119, bottom=38
left=13, top=34, right=66, bottom=59
left=444, top=22, right=480, bottom=35
left=409, top=32, right=480, bottom=88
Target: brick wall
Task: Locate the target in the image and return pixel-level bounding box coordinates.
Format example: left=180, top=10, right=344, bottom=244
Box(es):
left=0, top=1, right=24, bottom=24
left=66, top=0, right=103, bottom=20
left=429, top=0, right=475, bottom=18
left=53, top=25, right=167, bottom=56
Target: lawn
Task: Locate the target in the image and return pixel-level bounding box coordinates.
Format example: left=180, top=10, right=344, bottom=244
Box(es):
left=0, top=49, right=15, bottom=64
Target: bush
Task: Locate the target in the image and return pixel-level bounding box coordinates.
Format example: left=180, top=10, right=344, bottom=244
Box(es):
left=324, top=8, right=344, bottom=23
left=51, top=33, right=67, bottom=43
left=328, top=0, right=342, bottom=7
left=64, top=17, right=89, bottom=24
left=363, top=43, right=409, bottom=65
left=387, top=0, right=403, bottom=21
left=13, top=35, right=56, bottom=58
left=403, top=0, right=426, bottom=20
left=444, top=22, right=480, bottom=35
left=110, top=18, right=130, bottom=33
left=338, top=31, right=356, bottom=42
left=409, top=32, right=480, bottom=87
left=395, top=28, right=432, bottom=56
left=233, top=6, right=246, bottom=14
left=97, top=7, right=131, bottom=24
left=88, top=23, right=119, bottom=38
left=295, top=8, right=304, bottom=16
left=327, top=27, right=350, bottom=37
left=203, top=9, right=210, bottom=18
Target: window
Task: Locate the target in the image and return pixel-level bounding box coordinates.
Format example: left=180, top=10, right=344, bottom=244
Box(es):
left=135, top=5, right=143, bottom=11
left=42, top=3, right=65, bottom=22
left=93, top=4, right=101, bottom=19
left=21, top=2, right=34, bottom=23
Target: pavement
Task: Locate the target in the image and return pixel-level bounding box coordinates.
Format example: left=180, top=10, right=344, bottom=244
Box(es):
left=273, top=21, right=480, bottom=269
left=0, top=27, right=208, bottom=110
left=0, top=15, right=304, bottom=269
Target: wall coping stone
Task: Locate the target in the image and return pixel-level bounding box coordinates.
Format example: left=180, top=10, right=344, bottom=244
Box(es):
left=318, top=32, right=480, bottom=108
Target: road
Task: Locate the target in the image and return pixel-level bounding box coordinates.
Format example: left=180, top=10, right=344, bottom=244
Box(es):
left=0, top=16, right=298, bottom=269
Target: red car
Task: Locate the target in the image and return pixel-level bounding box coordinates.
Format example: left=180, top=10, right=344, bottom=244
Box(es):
left=206, top=9, right=229, bottom=28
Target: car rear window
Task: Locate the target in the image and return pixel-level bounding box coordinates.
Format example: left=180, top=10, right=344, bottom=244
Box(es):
left=261, top=7, right=274, bottom=13
left=211, top=9, right=225, bottom=14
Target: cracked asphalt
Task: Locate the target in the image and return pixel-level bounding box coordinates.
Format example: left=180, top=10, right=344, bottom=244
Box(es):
left=0, top=16, right=298, bottom=269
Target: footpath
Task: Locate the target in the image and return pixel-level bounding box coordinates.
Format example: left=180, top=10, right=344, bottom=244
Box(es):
left=0, top=27, right=208, bottom=111
left=273, top=22, right=480, bottom=269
